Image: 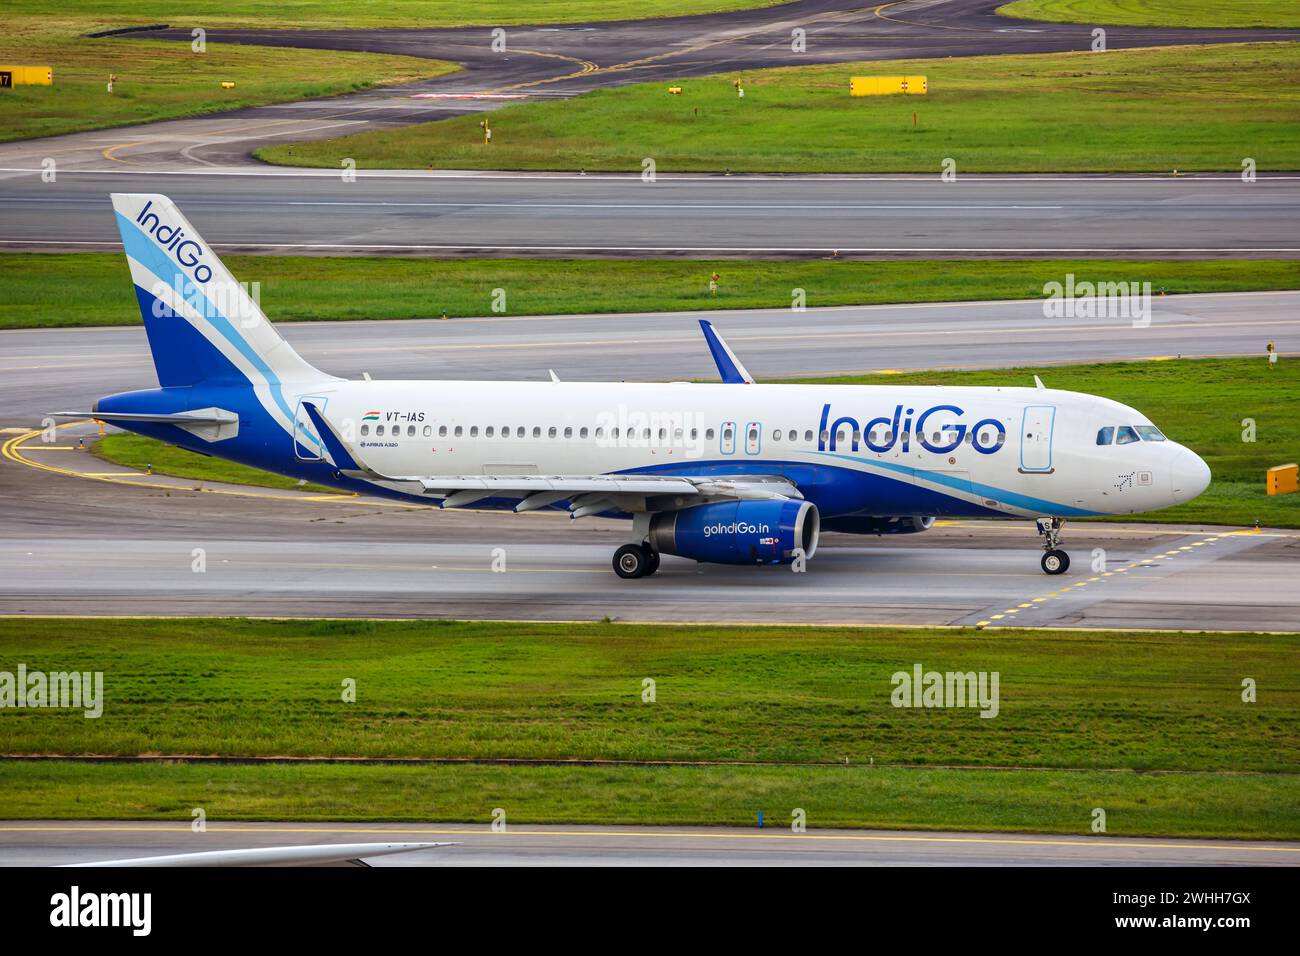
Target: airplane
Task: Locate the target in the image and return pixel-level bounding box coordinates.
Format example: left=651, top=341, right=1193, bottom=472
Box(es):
left=58, top=194, right=1211, bottom=579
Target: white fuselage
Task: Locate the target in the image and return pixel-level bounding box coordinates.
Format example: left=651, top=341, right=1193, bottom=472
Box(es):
left=287, top=379, right=1209, bottom=519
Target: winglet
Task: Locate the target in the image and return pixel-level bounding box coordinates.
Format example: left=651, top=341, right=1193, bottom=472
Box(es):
left=699, top=320, right=755, bottom=384
left=300, top=401, right=364, bottom=473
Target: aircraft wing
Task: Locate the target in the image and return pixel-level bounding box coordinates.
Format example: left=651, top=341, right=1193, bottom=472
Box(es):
left=699, top=320, right=755, bottom=384
left=62, top=842, right=455, bottom=868
left=300, top=402, right=801, bottom=516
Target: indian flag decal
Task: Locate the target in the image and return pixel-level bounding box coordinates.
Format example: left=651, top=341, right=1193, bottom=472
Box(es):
left=362, top=411, right=381, bottom=421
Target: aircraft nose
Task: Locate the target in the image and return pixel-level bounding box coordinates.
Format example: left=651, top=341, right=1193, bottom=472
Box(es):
left=1170, top=447, right=1211, bottom=503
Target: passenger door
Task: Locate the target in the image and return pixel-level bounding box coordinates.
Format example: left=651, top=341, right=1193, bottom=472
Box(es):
left=1019, top=404, right=1056, bottom=473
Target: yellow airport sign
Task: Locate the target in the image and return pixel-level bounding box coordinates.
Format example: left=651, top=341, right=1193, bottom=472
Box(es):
left=1266, top=463, right=1298, bottom=496
left=850, top=75, right=927, bottom=96
left=0, top=65, right=53, bottom=88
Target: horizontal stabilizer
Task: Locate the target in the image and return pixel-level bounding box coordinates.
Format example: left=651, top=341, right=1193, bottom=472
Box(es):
left=52, top=409, right=237, bottom=425
left=52, top=407, right=240, bottom=443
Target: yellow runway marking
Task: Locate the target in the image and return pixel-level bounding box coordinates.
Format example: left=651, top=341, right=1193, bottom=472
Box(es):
left=3, top=824, right=1296, bottom=854
left=101, top=141, right=144, bottom=163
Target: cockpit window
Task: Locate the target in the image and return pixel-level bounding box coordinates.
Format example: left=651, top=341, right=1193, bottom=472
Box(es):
left=1115, top=425, right=1140, bottom=445
left=1096, top=427, right=1114, bottom=446
left=1135, top=425, right=1166, bottom=442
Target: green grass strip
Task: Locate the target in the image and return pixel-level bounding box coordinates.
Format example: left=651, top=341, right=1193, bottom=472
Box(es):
left=3, top=253, right=1296, bottom=329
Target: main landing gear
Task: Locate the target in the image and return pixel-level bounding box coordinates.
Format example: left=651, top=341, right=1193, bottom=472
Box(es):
left=613, top=542, right=660, bottom=579
left=1035, top=516, right=1070, bottom=575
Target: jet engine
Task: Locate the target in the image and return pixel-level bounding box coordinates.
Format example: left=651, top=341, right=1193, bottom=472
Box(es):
left=648, top=500, right=819, bottom=566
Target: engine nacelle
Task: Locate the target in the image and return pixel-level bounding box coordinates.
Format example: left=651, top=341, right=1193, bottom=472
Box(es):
left=648, top=500, right=819, bottom=566
left=821, top=515, right=935, bottom=535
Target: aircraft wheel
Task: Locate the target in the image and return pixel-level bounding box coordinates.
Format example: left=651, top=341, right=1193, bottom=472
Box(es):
left=644, top=548, right=661, bottom=577
left=614, top=544, right=649, bottom=579
left=1041, top=549, right=1070, bottom=575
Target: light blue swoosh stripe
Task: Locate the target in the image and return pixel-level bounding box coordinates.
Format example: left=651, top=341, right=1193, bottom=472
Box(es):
left=815, top=450, right=1102, bottom=517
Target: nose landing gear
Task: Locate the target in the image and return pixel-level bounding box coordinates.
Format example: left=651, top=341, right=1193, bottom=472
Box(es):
left=613, top=542, right=660, bottom=579
left=1036, top=516, right=1070, bottom=575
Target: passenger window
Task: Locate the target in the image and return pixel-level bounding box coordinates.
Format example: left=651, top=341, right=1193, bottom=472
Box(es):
left=1135, top=425, right=1166, bottom=442
left=423, top=425, right=432, bottom=438
left=470, top=426, right=478, bottom=437
left=689, top=428, right=697, bottom=440
left=1116, top=426, right=1140, bottom=445
left=517, top=427, right=525, bottom=438
left=706, top=428, right=715, bottom=440
left=360, top=424, right=369, bottom=436
left=819, top=430, right=829, bottom=443
left=532, top=426, right=540, bottom=438
left=376, top=425, right=385, bottom=436
left=835, top=429, right=845, bottom=443
left=407, top=425, right=415, bottom=437
left=454, top=426, right=463, bottom=438
left=486, top=426, right=494, bottom=437
left=804, top=430, right=813, bottom=442
left=772, top=429, right=782, bottom=442
left=1096, top=426, right=1114, bottom=445
left=563, top=427, right=572, bottom=438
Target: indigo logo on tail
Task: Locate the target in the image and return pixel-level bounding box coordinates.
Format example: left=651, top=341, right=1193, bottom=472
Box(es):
left=136, top=199, right=213, bottom=284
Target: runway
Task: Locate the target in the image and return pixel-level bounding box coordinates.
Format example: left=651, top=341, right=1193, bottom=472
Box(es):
left=2, top=172, right=1298, bottom=258
left=2, top=821, right=1295, bottom=866
left=2, top=418, right=1296, bottom=630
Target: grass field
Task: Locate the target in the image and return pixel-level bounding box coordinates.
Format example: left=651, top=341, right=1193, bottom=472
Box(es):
left=80, top=358, right=1300, bottom=529
left=7, top=1, right=783, bottom=31
left=90, top=432, right=337, bottom=494
left=257, top=43, right=1300, bottom=173
left=3, top=761, right=1297, bottom=838
left=1000, top=0, right=1300, bottom=29
left=3, top=253, right=1297, bottom=329
left=0, top=17, right=456, bottom=143
left=0, top=617, right=1294, bottom=836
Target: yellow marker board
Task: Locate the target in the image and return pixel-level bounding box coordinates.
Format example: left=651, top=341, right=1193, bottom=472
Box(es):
left=1267, top=463, right=1298, bottom=496
left=850, top=75, right=927, bottom=96
left=0, top=65, right=53, bottom=88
